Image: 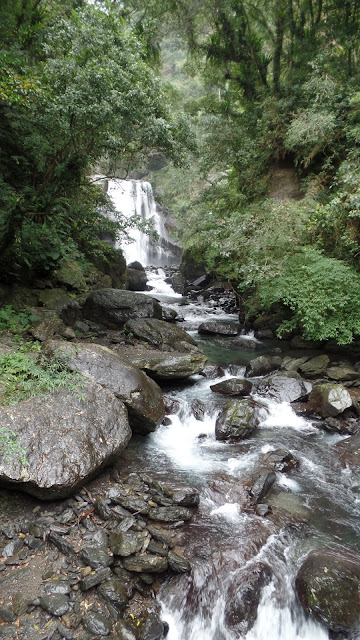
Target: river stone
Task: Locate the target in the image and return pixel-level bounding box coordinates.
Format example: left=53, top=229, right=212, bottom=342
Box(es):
left=191, top=399, right=207, bottom=420
left=215, top=400, right=261, bottom=441
left=39, top=594, right=70, bottom=616
left=148, top=506, right=194, bottom=522
left=210, top=378, right=252, bottom=397
left=256, top=371, right=312, bottom=403
left=281, top=355, right=310, bottom=372
left=118, top=346, right=207, bottom=380
left=42, top=581, right=71, bottom=596
left=326, top=365, right=359, bottom=382
left=97, top=577, right=132, bottom=610
left=82, top=289, right=162, bottom=328
left=161, top=306, right=179, bottom=322
left=125, top=318, right=198, bottom=353
left=122, top=555, right=168, bottom=573
left=141, top=611, right=167, bottom=640
left=261, top=449, right=299, bottom=473
left=109, top=531, right=143, bottom=556
left=298, top=354, right=330, bottom=378
left=198, top=322, right=241, bottom=336
left=245, top=355, right=282, bottom=378
left=46, top=341, right=165, bottom=435
left=2, top=539, right=23, bottom=558
left=127, top=267, right=148, bottom=292
left=0, top=381, right=131, bottom=499
left=81, top=545, right=113, bottom=569
left=171, top=487, right=200, bottom=507
left=295, top=549, right=360, bottom=635
left=83, top=612, right=113, bottom=636
left=168, top=550, right=191, bottom=573
left=80, top=567, right=112, bottom=591
left=335, top=434, right=360, bottom=469
left=308, top=383, right=352, bottom=417
left=92, top=529, right=109, bottom=548
left=225, top=563, right=273, bottom=632
left=201, top=364, right=226, bottom=379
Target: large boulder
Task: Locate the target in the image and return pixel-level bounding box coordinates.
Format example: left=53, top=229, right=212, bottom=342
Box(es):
left=295, top=549, right=360, bottom=636
left=198, top=322, right=241, bottom=337
left=116, top=346, right=207, bottom=380
left=308, top=383, right=352, bottom=417
left=126, top=262, right=148, bottom=292
left=82, top=289, right=162, bottom=329
left=215, top=399, right=261, bottom=441
left=46, top=341, right=165, bottom=434
left=298, top=354, right=330, bottom=378
left=255, top=371, right=312, bottom=403
left=326, top=365, right=359, bottom=382
left=0, top=381, right=131, bottom=499
left=125, top=318, right=198, bottom=352
left=246, top=355, right=282, bottom=378
left=210, top=378, right=252, bottom=397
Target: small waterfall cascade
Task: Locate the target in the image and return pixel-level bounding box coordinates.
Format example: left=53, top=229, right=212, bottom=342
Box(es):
left=106, top=179, right=181, bottom=267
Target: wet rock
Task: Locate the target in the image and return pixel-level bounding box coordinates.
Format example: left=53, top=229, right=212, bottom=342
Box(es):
left=92, top=529, right=109, bottom=548
left=295, top=549, right=360, bottom=635
left=201, top=364, right=226, bottom=379
left=127, top=262, right=148, bottom=292
left=81, top=546, right=113, bottom=569
left=82, top=289, right=162, bottom=328
left=261, top=449, right=299, bottom=473
left=246, top=355, right=282, bottom=378
left=110, top=494, right=149, bottom=515
left=118, top=346, right=207, bottom=380
left=322, top=417, right=352, bottom=434
left=198, top=322, right=240, bottom=336
left=109, top=531, right=144, bottom=557
left=46, top=341, right=165, bottom=435
left=168, top=550, right=191, bottom=573
left=97, top=577, right=132, bottom=610
left=171, top=488, right=200, bottom=508
left=255, top=504, right=271, bottom=517
left=335, top=434, right=360, bottom=469
left=215, top=400, right=261, bottom=441
left=191, top=399, right=207, bottom=420
left=163, top=396, right=181, bottom=414
left=148, top=506, right=194, bottom=522
left=114, top=619, right=138, bottom=640
left=125, top=318, right=198, bottom=353
left=48, top=532, right=76, bottom=556
left=40, top=594, right=70, bottom=616
left=2, top=538, right=23, bottom=557
left=141, top=611, right=166, bottom=640
left=0, top=605, right=16, bottom=623
left=298, top=354, right=330, bottom=378
left=0, top=381, right=131, bottom=499
left=308, top=383, right=352, bottom=417
left=161, top=306, right=179, bottom=323
left=122, top=555, right=168, bottom=573
left=250, top=472, right=277, bottom=504
left=43, top=581, right=71, bottom=595
left=281, top=355, right=310, bottom=372
left=38, top=289, right=81, bottom=326
left=80, top=567, right=112, bottom=591
left=82, top=611, right=113, bottom=636
left=326, top=365, right=359, bottom=382
left=210, top=378, right=252, bottom=397
left=225, top=563, right=273, bottom=632
left=256, top=371, right=312, bottom=403
left=147, top=526, right=175, bottom=548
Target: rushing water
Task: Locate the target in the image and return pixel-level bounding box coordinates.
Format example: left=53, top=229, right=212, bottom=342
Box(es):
left=121, top=269, right=360, bottom=640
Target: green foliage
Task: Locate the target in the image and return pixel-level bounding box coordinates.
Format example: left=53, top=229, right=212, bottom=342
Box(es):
left=0, top=342, right=84, bottom=406
left=0, top=428, right=27, bottom=465
left=0, top=305, right=38, bottom=334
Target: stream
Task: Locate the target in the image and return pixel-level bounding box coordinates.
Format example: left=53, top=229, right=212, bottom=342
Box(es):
left=121, top=268, right=360, bottom=640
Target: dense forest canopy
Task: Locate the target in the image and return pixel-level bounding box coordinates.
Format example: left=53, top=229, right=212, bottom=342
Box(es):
left=1, top=0, right=360, bottom=343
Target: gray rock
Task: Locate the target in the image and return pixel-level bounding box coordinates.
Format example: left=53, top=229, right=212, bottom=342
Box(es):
left=225, top=563, right=273, bottom=633
left=43, top=581, right=71, bottom=596
left=114, top=620, right=138, bottom=640
left=46, top=341, right=165, bottom=435
left=2, top=538, right=23, bottom=558
left=29, top=310, right=65, bottom=342
left=48, top=532, right=76, bottom=555
left=0, top=381, right=131, bottom=499
left=147, top=540, right=168, bottom=556
left=40, top=594, right=70, bottom=616
left=0, top=605, right=16, bottom=623
left=97, top=577, right=132, bottom=609
left=171, top=488, right=200, bottom=508
left=326, top=365, right=359, bottom=382
left=141, top=611, right=167, bottom=640
left=168, top=550, right=191, bottom=573
left=38, top=289, right=81, bottom=326
left=161, top=306, right=179, bottom=322
left=81, top=546, right=113, bottom=569
left=246, top=355, right=282, bottom=378
left=127, top=268, right=148, bottom=292
left=110, top=493, right=149, bottom=515
left=256, top=371, right=312, bottom=403
left=298, top=354, right=330, bottom=378
left=83, top=612, right=113, bottom=636
left=80, top=567, right=112, bottom=591
left=210, top=378, right=252, bottom=397
left=198, top=322, right=241, bottom=336
left=118, top=347, right=207, bottom=380
left=201, top=364, right=226, bottom=379
left=295, top=549, right=360, bottom=635
left=215, top=400, right=261, bottom=441
left=125, top=318, right=198, bottom=353
left=109, top=531, right=144, bottom=557
left=122, top=555, right=168, bottom=573
left=250, top=472, right=277, bottom=504
left=82, top=289, right=162, bottom=328
left=148, top=506, right=194, bottom=522
left=92, top=529, right=109, bottom=548
left=281, top=355, right=310, bottom=372
left=191, top=399, right=207, bottom=420
left=308, top=383, right=352, bottom=417
left=261, top=449, right=299, bottom=473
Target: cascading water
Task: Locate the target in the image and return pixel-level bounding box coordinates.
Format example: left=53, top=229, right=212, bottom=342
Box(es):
left=118, top=270, right=360, bottom=640
left=106, top=179, right=181, bottom=267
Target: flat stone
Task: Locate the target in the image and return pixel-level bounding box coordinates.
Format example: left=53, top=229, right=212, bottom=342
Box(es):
left=81, top=546, right=113, bottom=569
left=2, top=539, right=23, bottom=558
left=122, top=555, right=168, bottom=573
left=109, top=531, right=143, bottom=557
left=97, top=577, right=131, bottom=610
left=40, top=594, right=70, bottom=616
left=198, top=322, right=241, bottom=336
left=299, top=355, right=330, bottom=377
left=80, top=567, right=111, bottom=591
left=43, top=581, right=71, bottom=595
left=83, top=612, right=113, bottom=636
left=148, top=507, right=193, bottom=522
left=168, top=550, right=191, bottom=573
left=210, top=378, right=252, bottom=397
left=48, top=532, right=76, bottom=556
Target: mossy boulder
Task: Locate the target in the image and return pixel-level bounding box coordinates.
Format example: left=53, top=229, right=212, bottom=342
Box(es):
left=54, top=259, right=87, bottom=291
left=82, top=289, right=162, bottom=329
left=215, top=399, right=261, bottom=441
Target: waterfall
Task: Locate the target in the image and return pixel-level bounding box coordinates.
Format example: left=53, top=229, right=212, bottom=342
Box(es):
left=106, top=179, right=181, bottom=267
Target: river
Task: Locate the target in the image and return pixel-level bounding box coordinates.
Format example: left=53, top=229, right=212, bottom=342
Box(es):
left=120, top=268, right=360, bottom=640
